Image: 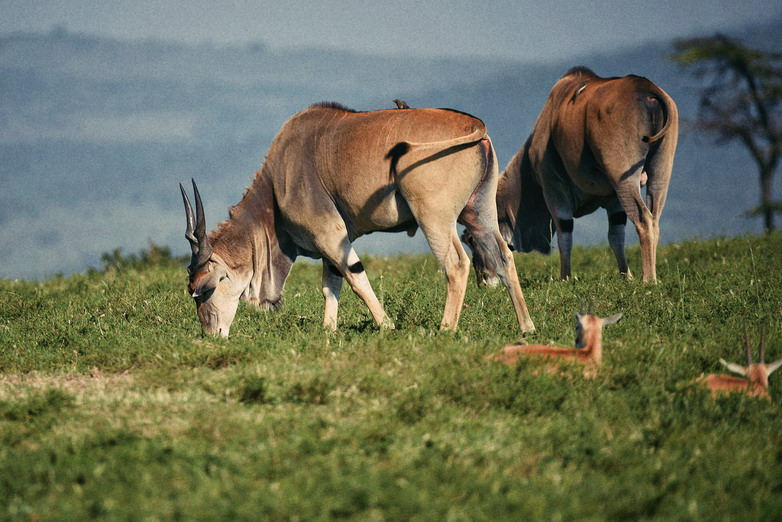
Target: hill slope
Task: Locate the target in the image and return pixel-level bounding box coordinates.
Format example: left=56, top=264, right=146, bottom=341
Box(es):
left=1, top=235, right=781, bottom=518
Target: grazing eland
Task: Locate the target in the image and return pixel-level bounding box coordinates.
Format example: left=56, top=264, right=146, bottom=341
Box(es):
left=464, top=67, right=678, bottom=283
left=180, top=102, right=535, bottom=337
left=696, top=328, right=781, bottom=400
left=487, top=299, right=622, bottom=378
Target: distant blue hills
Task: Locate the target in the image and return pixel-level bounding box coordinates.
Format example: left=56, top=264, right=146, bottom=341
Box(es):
left=1, top=18, right=780, bottom=278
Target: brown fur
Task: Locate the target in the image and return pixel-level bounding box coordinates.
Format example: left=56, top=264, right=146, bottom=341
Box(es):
left=487, top=309, right=621, bottom=378
left=181, top=103, right=535, bottom=336
left=696, top=372, right=771, bottom=400
left=467, top=67, right=678, bottom=283
left=695, top=330, right=781, bottom=401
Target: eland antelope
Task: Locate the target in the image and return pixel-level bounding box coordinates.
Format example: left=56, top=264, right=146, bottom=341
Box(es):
left=180, top=102, right=535, bottom=337
left=487, top=300, right=622, bottom=378
left=696, top=328, right=781, bottom=400
left=464, top=67, right=678, bottom=283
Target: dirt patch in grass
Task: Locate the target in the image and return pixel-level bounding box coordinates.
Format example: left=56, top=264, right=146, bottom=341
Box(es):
left=0, top=368, right=135, bottom=399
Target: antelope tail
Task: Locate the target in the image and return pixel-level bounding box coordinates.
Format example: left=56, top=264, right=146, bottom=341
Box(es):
left=386, top=125, right=487, bottom=161
left=386, top=123, right=487, bottom=180
left=642, top=90, right=676, bottom=144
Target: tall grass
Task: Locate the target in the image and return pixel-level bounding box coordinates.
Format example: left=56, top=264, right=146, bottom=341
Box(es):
left=1, top=234, right=781, bottom=519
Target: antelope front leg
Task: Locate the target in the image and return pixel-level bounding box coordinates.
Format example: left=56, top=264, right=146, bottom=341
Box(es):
left=322, top=238, right=394, bottom=329
left=339, top=248, right=395, bottom=329
left=322, top=261, right=343, bottom=331
left=494, top=231, right=536, bottom=333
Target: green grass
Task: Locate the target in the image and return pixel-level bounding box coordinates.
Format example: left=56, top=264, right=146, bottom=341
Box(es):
left=1, top=234, right=781, bottom=520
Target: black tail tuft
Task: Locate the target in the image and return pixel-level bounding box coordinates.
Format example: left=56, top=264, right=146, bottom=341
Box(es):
left=386, top=142, right=410, bottom=160
left=386, top=142, right=411, bottom=180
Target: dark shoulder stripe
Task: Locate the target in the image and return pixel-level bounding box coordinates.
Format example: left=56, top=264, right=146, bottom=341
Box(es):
left=309, top=101, right=358, bottom=112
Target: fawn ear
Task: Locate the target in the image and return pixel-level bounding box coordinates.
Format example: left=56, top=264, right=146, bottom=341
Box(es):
left=767, top=358, right=782, bottom=376
left=719, top=358, right=747, bottom=377
left=602, top=313, right=623, bottom=326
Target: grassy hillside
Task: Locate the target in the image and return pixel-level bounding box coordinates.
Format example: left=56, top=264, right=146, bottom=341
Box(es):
left=1, top=235, right=781, bottom=519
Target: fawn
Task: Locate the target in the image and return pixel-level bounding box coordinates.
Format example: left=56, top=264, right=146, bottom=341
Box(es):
left=487, top=300, right=622, bottom=378
left=696, top=328, right=781, bottom=400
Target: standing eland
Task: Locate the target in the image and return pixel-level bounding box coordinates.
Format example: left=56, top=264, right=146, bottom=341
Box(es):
left=465, top=67, right=678, bottom=283
left=180, top=102, right=535, bottom=337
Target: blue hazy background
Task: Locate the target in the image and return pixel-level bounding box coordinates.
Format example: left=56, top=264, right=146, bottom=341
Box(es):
left=2, top=1, right=781, bottom=278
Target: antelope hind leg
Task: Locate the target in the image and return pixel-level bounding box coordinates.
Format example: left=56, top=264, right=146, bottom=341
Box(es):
left=613, top=166, right=657, bottom=281
left=494, top=231, right=536, bottom=333
left=321, top=260, right=343, bottom=330
left=439, top=231, right=472, bottom=330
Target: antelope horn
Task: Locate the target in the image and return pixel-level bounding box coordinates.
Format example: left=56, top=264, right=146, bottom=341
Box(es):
left=193, top=179, right=207, bottom=245
left=759, top=325, right=766, bottom=364
left=180, top=183, right=198, bottom=248
left=588, top=298, right=594, bottom=315
left=580, top=298, right=585, bottom=315
left=180, top=179, right=212, bottom=271
left=191, top=179, right=213, bottom=267
left=744, top=329, right=753, bottom=366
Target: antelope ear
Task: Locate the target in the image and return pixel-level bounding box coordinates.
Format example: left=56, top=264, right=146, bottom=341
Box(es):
left=602, top=313, right=623, bottom=326
left=767, top=358, right=782, bottom=376
left=189, top=263, right=228, bottom=297
left=719, top=358, right=747, bottom=377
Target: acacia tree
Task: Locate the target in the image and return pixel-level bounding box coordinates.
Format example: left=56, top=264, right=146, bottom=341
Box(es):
left=671, top=34, right=782, bottom=232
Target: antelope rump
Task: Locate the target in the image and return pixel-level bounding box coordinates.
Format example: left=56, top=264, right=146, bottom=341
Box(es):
left=465, top=67, right=678, bottom=283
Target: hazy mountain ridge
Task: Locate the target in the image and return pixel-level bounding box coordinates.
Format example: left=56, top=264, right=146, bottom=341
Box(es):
left=1, top=19, right=780, bottom=279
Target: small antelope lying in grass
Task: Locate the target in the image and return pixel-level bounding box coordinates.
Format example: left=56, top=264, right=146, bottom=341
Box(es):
left=697, top=328, right=782, bottom=400
left=487, top=300, right=622, bottom=378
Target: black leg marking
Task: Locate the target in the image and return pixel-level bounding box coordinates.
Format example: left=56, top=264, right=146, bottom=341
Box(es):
left=609, top=212, right=627, bottom=226
left=348, top=261, right=365, bottom=274
left=559, top=218, right=574, bottom=233
left=327, top=263, right=342, bottom=277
